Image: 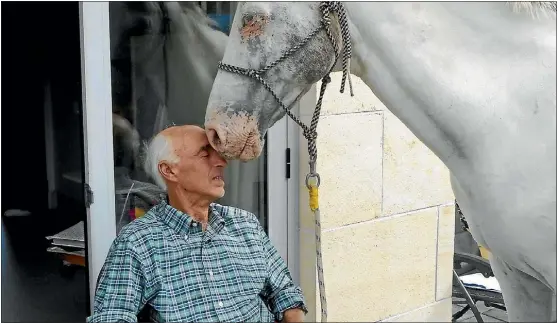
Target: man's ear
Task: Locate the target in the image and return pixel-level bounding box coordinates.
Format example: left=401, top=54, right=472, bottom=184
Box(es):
left=158, top=161, right=178, bottom=183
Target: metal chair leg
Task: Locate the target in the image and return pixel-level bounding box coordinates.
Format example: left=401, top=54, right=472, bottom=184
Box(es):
left=453, top=305, right=472, bottom=321
left=453, top=269, right=484, bottom=323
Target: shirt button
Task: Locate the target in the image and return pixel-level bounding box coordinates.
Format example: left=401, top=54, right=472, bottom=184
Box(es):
left=209, top=270, right=214, bottom=277
left=218, top=301, right=223, bottom=307
left=184, top=235, right=188, bottom=240
left=192, top=222, right=198, bottom=227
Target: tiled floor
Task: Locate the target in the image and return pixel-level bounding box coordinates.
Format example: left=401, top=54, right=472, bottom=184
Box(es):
left=453, top=299, right=508, bottom=322
left=1, top=205, right=88, bottom=322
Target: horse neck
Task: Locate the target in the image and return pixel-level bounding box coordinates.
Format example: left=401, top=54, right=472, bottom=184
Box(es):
left=342, top=2, right=556, bottom=172
left=161, top=3, right=227, bottom=125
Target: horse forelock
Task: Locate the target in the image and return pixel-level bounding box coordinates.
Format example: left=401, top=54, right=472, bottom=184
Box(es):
left=507, top=1, right=556, bottom=19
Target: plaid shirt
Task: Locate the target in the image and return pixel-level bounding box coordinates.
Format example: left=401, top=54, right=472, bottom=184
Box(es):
left=87, top=200, right=307, bottom=323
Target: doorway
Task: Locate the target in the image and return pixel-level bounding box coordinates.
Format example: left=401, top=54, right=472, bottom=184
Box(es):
left=83, top=2, right=292, bottom=301
left=1, top=2, right=88, bottom=321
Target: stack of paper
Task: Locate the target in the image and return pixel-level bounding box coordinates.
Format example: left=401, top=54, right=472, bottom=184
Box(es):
left=45, top=221, right=85, bottom=257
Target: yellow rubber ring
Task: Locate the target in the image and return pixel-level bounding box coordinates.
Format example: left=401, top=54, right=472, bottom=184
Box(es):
left=309, top=186, right=319, bottom=211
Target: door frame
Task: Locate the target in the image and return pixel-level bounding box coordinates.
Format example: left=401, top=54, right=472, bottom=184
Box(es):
left=79, top=1, right=293, bottom=311
left=286, top=102, right=303, bottom=285
left=267, top=118, right=290, bottom=264
left=79, top=2, right=117, bottom=311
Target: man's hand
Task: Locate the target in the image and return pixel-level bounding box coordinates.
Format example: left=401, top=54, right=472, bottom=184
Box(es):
left=281, top=308, right=305, bottom=323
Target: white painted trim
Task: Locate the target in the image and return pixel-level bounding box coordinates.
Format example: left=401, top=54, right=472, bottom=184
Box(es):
left=287, top=102, right=302, bottom=284
left=267, top=118, right=289, bottom=263
left=79, top=2, right=117, bottom=311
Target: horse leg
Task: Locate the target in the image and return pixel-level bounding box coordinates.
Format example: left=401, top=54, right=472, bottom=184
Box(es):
left=489, top=254, right=556, bottom=322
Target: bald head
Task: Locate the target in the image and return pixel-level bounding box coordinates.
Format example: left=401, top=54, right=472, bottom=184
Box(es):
left=160, top=125, right=209, bottom=157
left=144, top=125, right=202, bottom=189
left=144, top=125, right=227, bottom=199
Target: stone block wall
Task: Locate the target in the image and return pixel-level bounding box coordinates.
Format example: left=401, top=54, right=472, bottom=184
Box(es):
left=297, top=72, right=456, bottom=322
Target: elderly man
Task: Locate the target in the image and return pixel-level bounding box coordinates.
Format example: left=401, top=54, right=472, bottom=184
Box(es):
left=87, top=125, right=307, bottom=322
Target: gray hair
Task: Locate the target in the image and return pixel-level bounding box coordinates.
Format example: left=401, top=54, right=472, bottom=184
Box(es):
left=143, top=133, right=180, bottom=190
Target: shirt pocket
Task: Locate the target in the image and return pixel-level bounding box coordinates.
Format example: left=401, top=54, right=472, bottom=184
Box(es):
left=218, top=235, right=267, bottom=292
left=157, top=239, right=205, bottom=303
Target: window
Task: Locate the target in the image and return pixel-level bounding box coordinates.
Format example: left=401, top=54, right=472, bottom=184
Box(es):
left=107, top=2, right=268, bottom=232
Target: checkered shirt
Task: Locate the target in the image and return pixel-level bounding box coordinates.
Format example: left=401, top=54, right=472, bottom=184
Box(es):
left=87, top=200, right=307, bottom=322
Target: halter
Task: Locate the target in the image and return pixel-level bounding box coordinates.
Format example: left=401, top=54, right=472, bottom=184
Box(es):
left=216, top=2, right=354, bottom=321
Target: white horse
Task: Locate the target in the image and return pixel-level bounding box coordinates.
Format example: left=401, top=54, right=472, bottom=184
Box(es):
left=204, top=2, right=556, bottom=321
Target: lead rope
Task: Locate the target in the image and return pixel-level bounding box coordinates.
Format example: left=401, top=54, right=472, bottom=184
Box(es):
left=217, top=3, right=353, bottom=321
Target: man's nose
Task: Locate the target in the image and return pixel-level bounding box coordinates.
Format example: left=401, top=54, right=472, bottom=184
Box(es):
left=212, top=151, right=228, bottom=166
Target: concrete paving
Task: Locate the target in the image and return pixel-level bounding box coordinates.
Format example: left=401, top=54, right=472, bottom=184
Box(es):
left=453, top=299, right=508, bottom=323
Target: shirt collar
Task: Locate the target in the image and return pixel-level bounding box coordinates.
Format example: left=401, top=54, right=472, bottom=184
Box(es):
left=155, top=197, right=225, bottom=236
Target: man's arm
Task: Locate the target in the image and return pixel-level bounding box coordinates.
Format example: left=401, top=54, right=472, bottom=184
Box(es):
left=256, top=221, right=308, bottom=322
left=87, top=237, right=146, bottom=323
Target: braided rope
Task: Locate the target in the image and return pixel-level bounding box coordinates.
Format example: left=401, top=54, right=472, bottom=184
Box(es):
left=314, top=208, right=327, bottom=320
left=329, top=2, right=354, bottom=95
left=217, top=3, right=353, bottom=321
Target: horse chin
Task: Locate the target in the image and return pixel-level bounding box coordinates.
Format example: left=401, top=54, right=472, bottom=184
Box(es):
left=222, top=140, right=264, bottom=162
left=239, top=148, right=263, bottom=162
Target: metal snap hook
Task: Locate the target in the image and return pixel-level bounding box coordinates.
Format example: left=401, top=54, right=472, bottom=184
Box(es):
left=305, top=172, right=321, bottom=188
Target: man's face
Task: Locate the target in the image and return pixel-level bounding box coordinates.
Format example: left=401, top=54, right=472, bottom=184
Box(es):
left=159, top=125, right=228, bottom=200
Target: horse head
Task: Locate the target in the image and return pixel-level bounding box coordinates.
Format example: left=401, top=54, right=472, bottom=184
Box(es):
left=204, top=2, right=345, bottom=161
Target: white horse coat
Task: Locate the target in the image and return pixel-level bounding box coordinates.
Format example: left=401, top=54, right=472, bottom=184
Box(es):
left=204, top=2, right=556, bottom=321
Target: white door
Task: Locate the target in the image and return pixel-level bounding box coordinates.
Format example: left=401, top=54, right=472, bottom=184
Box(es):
left=79, top=1, right=290, bottom=311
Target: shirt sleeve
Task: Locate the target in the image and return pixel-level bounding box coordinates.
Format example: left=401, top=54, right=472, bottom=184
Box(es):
left=86, top=237, right=147, bottom=323
left=257, top=220, right=308, bottom=322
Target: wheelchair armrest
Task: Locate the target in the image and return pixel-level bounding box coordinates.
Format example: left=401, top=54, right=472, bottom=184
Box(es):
left=453, top=251, right=494, bottom=278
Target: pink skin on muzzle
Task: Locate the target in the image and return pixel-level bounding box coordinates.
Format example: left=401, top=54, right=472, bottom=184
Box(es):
left=205, top=110, right=264, bottom=161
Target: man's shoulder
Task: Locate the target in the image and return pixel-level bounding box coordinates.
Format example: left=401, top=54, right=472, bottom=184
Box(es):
left=114, top=207, right=164, bottom=245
